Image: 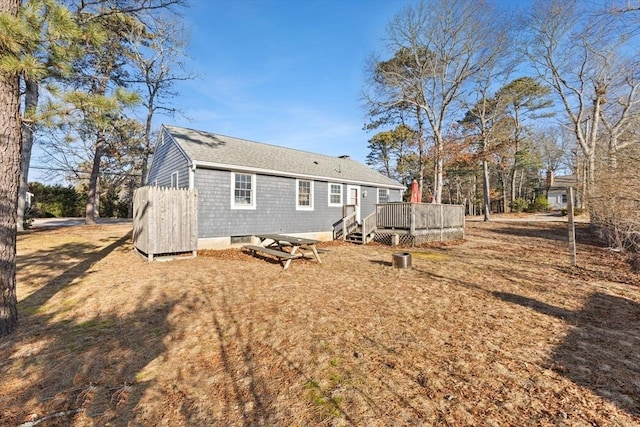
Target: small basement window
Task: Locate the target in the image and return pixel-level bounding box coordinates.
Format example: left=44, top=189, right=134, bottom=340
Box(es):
left=230, top=235, right=251, bottom=244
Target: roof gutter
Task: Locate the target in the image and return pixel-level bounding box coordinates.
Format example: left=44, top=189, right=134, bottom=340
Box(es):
left=192, top=160, right=405, bottom=190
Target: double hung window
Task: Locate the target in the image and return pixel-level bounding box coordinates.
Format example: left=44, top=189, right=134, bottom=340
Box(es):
left=378, top=188, right=389, bottom=203
left=232, top=172, right=256, bottom=209
left=297, top=179, right=314, bottom=210
left=328, top=183, right=342, bottom=206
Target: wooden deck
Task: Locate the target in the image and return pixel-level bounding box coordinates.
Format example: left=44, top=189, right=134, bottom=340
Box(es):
left=334, top=202, right=465, bottom=246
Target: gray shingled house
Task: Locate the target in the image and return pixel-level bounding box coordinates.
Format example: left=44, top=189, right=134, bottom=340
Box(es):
left=546, top=172, right=578, bottom=210
left=146, top=125, right=405, bottom=249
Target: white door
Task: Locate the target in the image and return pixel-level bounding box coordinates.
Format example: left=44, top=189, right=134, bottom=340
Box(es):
left=346, top=185, right=361, bottom=223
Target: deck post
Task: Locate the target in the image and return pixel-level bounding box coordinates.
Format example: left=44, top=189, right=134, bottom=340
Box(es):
left=342, top=219, right=347, bottom=240
left=440, top=204, right=444, bottom=241
left=567, top=186, right=577, bottom=266
left=410, top=203, right=416, bottom=236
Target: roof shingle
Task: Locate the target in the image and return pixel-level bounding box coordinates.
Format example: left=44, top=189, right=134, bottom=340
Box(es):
left=164, top=125, right=405, bottom=189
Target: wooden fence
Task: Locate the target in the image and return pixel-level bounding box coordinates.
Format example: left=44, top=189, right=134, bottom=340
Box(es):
left=133, top=186, right=198, bottom=261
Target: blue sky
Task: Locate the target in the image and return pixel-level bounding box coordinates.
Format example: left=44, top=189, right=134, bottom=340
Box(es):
left=168, top=0, right=534, bottom=163
left=31, top=0, right=532, bottom=183
left=168, top=0, right=418, bottom=163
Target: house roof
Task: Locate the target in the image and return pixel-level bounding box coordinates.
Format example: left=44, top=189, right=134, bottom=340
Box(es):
left=163, top=125, right=405, bottom=189
left=550, top=174, right=578, bottom=189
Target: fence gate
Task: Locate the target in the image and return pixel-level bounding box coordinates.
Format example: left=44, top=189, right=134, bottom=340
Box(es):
left=133, top=186, right=198, bottom=261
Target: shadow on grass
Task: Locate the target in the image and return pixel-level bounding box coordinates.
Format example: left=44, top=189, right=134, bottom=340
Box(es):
left=1, top=228, right=182, bottom=425
left=241, top=248, right=287, bottom=267
left=196, top=278, right=360, bottom=425
left=18, top=231, right=132, bottom=315
left=494, top=291, right=640, bottom=417
left=488, top=222, right=600, bottom=245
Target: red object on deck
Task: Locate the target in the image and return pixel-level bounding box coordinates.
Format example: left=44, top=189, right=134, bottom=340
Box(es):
left=410, top=179, right=421, bottom=203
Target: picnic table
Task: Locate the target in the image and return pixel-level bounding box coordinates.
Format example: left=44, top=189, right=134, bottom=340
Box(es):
left=243, top=234, right=323, bottom=269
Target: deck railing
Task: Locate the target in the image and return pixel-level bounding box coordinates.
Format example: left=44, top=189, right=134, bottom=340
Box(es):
left=376, top=202, right=464, bottom=231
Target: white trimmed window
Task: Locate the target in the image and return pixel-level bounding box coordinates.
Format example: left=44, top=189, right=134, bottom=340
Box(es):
left=171, top=171, right=179, bottom=188
left=296, top=179, right=314, bottom=210
left=378, top=188, right=390, bottom=203
left=328, top=183, right=342, bottom=207
left=231, top=172, right=256, bottom=209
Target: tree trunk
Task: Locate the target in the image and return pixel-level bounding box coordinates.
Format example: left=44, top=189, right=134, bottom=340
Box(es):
left=85, top=134, right=104, bottom=225
left=17, top=78, right=39, bottom=232
left=0, top=0, right=22, bottom=337
left=140, top=104, right=154, bottom=187
left=518, top=169, right=525, bottom=200
left=482, top=159, right=491, bottom=221
left=84, top=51, right=115, bottom=225
left=433, top=134, right=444, bottom=204
left=500, top=171, right=508, bottom=213
left=435, top=155, right=444, bottom=204
left=510, top=168, right=517, bottom=203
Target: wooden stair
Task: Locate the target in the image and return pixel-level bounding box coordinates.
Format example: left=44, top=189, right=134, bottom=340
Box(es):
left=336, top=211, right=377, bottom=245
left=345, top=226, right=374, bottom=244
left=345, top=227, right=363, bottom=244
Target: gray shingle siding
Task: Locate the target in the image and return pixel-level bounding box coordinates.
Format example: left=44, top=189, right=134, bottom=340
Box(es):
left=147, top=129, right=190, bottom=188
left=360, top=185, right=377, bottom=218
left=149, top=125, right=407, bottom=243
left=196, top=169, right=346, bottom=237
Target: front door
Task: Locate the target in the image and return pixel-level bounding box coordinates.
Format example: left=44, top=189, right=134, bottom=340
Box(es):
left=346, top=185, right=361, bottom=223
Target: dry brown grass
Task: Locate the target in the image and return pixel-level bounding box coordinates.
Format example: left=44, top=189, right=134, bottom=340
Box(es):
left=1, top=220, right=639, bottom=426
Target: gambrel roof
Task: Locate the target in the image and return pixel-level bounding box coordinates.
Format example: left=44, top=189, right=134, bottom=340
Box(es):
left=161, top=125, right=405, bottom=189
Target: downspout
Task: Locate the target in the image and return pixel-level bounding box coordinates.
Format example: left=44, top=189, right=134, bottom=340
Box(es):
left=189, top=162, right=196, bottom=190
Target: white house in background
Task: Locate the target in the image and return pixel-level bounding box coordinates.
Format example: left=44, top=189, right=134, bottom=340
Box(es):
left=26, top=191, right=33, bottom=209
left=546, top=172, right=578, bottom=210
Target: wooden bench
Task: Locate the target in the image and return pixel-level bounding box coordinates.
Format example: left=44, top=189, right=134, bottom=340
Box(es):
left=269, top=240, right=330, bottom=254
left=243, top=245, right=303, bottom=269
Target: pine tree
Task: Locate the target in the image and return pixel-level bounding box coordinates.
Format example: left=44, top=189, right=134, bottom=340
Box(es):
left=0, top=0, right=22, bottom=336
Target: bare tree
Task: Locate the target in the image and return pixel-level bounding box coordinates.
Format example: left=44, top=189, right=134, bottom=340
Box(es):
left=602, top=0, right=640, bottom=37
left=55, top=0, right=186, bottom=223
left=591, top=143, right=640, bottom=253
left=598, top=57, right=640, bottom=168
left=365, top=0, right=513, bottom=204
left=459, top=92, right=505, bottom=220
left=534, top=126, right=568, bottom=173
left=522, top=0, right=640, bottom=205
left=126, top=17, right=193, bottom=186
left=459, top=58, right=519, bottom=220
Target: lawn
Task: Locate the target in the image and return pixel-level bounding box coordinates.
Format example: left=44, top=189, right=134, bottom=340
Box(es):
left=1, top=219, right=639, bottom=426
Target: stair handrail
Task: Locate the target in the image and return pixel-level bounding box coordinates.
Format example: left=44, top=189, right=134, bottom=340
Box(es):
left=361, top=211, right=377, bottom=243
left=342, top=211, right=358, bottom=240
